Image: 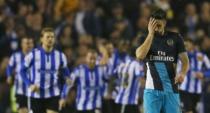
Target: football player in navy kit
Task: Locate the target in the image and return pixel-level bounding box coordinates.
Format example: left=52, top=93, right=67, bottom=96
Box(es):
left=136, top=9, right=189, bottom=113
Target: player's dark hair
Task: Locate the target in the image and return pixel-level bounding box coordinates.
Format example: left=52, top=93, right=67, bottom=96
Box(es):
left=21, top=35, right=34, bottom=43
left=19, top=36, right=34, bottom=50
left=87, top=47, right=98, bottom=55
left=151, top=9, right=166, bottom=20
left=104, top=40, right=113, bottom=46
left=184, top=38, right=195, bottom=44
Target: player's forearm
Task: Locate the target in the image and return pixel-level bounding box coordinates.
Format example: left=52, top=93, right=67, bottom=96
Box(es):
left=62, top=68, right=70, bottom=77
left=180, top=53, right=189, bottom=75
left=180, top=62, right=189, bottom=75
left=20, top=66, right=31, bottom=86
left=100, top=53, right=109, bottom=65
left=61, top=84, right=68, bottom=99
left=107, top=76, right=116, bottom=95
left=61, top=83, right=74, bottom=99
left=99, top=45, right=109, bottom=65
left=203, top=69, right=210, bottom=77
left=136, top=34, right=154, bottom=60
left=6, top=66, right=13, bottom=77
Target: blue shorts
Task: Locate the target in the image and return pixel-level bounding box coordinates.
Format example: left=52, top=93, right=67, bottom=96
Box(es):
left=143, top=89, right=181, bottom=113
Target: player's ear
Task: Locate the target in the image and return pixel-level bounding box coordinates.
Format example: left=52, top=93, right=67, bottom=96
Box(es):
left=163, top=20, right=166, bottom=26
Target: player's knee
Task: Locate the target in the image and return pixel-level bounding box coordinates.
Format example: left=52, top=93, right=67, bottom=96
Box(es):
left=46, top=109, right=58, bottom=113
left=18, top=108, right=28, bottom=113
left=185, top=111, right=193, bottom=113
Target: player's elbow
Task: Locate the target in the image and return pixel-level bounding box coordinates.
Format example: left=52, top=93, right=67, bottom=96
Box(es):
left=180, top=53, right=190, bottom=73
left=136, top=50, right=145, bottom=60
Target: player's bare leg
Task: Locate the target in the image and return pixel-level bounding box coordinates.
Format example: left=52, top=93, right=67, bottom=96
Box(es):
left=18, top=108, right=28, bottom=113
left=185, top=111, right=193, bottom=113
left=47, top=109, right=58, bottom=113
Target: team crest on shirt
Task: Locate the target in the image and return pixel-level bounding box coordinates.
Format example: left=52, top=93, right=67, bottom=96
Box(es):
left=167, top=39, right=174, bottom=46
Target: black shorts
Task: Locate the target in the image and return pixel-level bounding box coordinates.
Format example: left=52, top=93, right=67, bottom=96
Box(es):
left=180, top=90, right=201, bottom=112
left=115, top=104, right=140, bottom=113
left=60, top=103, right=76, bottom=113
left=16, top=94, right=28, bottom=109
left=30, top=96, right=59, bottom=113
left=76, top=110, right=95, bottom=113
left=102, top=98, right=116, bottom=113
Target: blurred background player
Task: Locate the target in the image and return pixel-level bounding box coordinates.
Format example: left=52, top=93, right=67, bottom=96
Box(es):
left=101, top=40, right=133, bottom=113
left=59, top=46, right=109, bottom=113
left=6, top=37, right=34, bottom=113
left=114, top=40, right=144, bottom=113
left=178, top=38, right=210, bottom=113
left=101, top=41, right=117, bottom=113
left=136, top=9, right=189, bottom=113
left=20, top=28, right=70, bottom=113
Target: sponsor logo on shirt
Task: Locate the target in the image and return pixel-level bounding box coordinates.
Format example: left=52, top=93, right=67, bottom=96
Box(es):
left=149, top=51, right=175, bottom=62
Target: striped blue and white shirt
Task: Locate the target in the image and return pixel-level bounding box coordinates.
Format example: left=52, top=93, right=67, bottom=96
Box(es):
left=21, top=47, right=70, bottom=98
left=102, top=50, right=119, bottom=98
left=178, top=51, right=210, bottom=94
left=7, top=51, right=27, bottom=95
left=115, top=58, right=144, bottom=105
left=102, top=50, right=131, bottom=99
left=67, top=64, right=107, bottom=111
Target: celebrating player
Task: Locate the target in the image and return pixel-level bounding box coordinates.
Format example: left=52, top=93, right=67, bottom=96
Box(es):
left=136, top=9, right=189, bottom=113
left=178, top=39, right=210, bottom=113
left=101, top=41, right=118, bottom=113
left=59, top=46, right=109, bottom=113
left=6, top=37, right=34, bottom=113
left=20, top=27, right=70, bottom=113
left=114, top=56, right=144, bottom=113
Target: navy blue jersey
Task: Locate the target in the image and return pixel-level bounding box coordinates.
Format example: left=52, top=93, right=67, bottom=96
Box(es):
left=140, top=31, right=186, bottom=93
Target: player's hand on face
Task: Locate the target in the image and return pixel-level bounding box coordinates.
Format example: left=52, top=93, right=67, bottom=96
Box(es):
left=148, top=18, right=157, bottom=35
left=195, top=72, right=204, bottom=79
left=175, top=73, right=185, bottom=84
left=59, top=99, right=66, bottom=110
left=29, top=84, right=39, bottom=92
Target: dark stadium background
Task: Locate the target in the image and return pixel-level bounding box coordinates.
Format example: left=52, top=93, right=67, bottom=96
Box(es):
left=0, top=0, right=210, bottom=113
